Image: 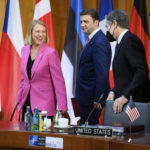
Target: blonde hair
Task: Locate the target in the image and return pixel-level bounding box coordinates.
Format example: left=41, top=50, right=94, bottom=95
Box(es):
left=24, top=20, right=49, bottom=45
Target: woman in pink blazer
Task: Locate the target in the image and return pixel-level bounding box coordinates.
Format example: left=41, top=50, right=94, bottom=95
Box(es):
left=16, top=20, right=68, bottom=120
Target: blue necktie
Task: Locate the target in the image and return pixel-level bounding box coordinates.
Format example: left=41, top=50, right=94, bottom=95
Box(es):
left=115, top=43, right=120, bottom=53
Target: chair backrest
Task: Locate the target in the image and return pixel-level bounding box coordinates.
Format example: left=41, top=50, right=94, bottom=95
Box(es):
left=103, top=101, right=150, bottom=132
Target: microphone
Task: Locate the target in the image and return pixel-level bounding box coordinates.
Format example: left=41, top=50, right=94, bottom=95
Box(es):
left=85, top=93, right=104, bottom=126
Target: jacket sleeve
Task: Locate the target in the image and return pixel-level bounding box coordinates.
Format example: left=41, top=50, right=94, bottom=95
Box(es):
left=48, top=50, right=68, bottom=111
left=16, top=76, right=24, bottom=104
left=92, top=43, right=111, bottom=106
left=121, top=36, right=149, bottom=99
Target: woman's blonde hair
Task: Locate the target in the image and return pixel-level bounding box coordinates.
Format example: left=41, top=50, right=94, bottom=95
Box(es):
left=24, top=20, right=49, bottom=45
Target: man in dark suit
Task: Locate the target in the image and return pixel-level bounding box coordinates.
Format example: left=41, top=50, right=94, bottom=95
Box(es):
left=76, top=8, right=111, bottom=125
left=106, top=10, right=150, bottom=113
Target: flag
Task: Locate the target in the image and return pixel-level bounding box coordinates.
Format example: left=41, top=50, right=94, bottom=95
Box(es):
left=125, top=97, right=140, bottom=123
left=99, top=0, right=116, bottom=89
left=98, top=0, right=115, bottom=124
left=99, top=0, right=113, bottom=34
left=0, top=94, right=1, bottom=112
left=33, top=0, right=55, bottom=49
left=61, top=0, right=86, bottom=124
left=0, top=0, right=24, bottom=120
left=130, top=0, right=150, bottom=77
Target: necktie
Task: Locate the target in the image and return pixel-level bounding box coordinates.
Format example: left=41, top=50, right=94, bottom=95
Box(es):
left=115, top=43, right=120, bottom=53
left=84, top=37, right=89, bottom=47
left=80, top=37, right=89, bottom=56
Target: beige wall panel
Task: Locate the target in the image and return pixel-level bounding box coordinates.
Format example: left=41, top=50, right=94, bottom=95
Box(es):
left=0, top=0, right=7, bottom=42
left=19, top=0, right=36, bottom=39
left=51, top=0, right=70, bottom=57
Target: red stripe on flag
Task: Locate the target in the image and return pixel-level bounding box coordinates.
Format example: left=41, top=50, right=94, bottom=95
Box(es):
left=130, top=6, right=150, bottom=77
left=36, top=0, right=42, bottom=4
left=0, top=33, right=21, bottom=121
left=125, top=106, right=140, bottom=122
left=39, top=12, right=55, bottom=49
left=99, top=107, right=105, bottom=125
left=109, top=70, right=114, bottom=89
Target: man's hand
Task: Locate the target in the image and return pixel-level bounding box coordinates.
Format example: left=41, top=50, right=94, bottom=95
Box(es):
left=93, top=101, right=102, bottom=110
left=113, top=96, right=128, bottom=113
left=107, top=91, right=115, bottom=100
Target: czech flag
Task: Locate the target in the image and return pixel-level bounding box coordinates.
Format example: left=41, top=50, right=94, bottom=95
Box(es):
left=0, top=0, right=24, bottom=120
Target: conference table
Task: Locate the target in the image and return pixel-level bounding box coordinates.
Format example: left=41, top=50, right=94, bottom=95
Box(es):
left=110, top=133, right=150, bottom=150
left=0, top=120, right=150, bottom=150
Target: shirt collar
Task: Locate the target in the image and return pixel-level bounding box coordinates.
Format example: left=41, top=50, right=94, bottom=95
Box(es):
left=118, top=29, right=128, bottom=44
left=88, top=27, right=100, bottom=40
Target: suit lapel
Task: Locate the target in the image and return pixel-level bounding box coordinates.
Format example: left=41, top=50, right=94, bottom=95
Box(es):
left=113, top=31, right=129, bottom=60
left=113, top=43, right=122, bottom=60
left=79, top=42, right=90, bottom=63
left=79, top=30, right=101, bottom=66
left=31, top=43, right=46, bottom=79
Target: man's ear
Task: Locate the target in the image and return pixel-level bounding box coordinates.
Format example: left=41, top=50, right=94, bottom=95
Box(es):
left=113, top=20, right=118, bottom=28
left=95, top=20, right=99, bottom=27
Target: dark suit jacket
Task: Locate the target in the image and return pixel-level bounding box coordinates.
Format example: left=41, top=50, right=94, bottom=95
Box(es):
left=76, top=30, right=111, bottom=106
left=112, top=31, right=150, bottom=102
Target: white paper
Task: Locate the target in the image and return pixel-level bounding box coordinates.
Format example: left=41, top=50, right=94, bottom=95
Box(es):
left=46, top=137, right=63, bottom=149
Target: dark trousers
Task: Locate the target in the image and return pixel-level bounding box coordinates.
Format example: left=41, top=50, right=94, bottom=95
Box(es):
left=79, top=104, right=101, bottom=125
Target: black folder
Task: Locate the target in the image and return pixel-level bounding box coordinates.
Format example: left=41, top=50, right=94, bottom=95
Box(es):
left=100, top=123, right=145, bottom=134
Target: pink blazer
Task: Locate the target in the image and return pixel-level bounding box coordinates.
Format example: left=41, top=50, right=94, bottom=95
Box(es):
left=16, top=43, right=68, bottom=116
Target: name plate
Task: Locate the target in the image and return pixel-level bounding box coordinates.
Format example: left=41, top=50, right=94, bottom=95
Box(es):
left=74, top=126, right=112, bottom=137
left=29, top=135, right=63, bottom=149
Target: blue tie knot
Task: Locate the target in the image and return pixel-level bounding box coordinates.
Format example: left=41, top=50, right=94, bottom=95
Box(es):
left=115, top=43, right=120, bottom=53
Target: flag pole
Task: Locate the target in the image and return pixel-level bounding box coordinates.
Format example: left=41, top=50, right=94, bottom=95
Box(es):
left=128, top=122, right=132, bottom=143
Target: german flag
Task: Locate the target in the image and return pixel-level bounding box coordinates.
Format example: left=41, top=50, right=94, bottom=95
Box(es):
left=130, top=0, right=150, bottom=77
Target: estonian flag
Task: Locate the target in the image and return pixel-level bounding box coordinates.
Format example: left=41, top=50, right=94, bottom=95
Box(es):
left=61, top=0, right=86, bottom=124
left=130, top=0, right=150, bottom=77
left=0, top=0, right=24, bottom=120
